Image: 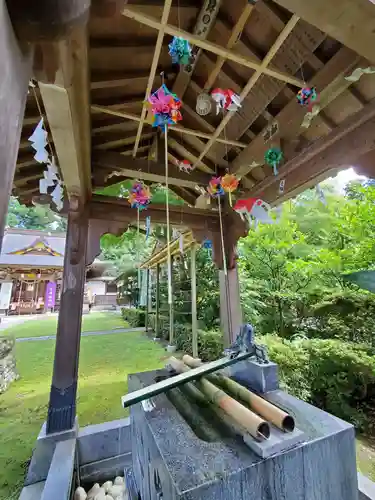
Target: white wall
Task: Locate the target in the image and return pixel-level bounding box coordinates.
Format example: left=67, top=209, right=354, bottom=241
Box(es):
left=86, top=281, right=106, bottom=296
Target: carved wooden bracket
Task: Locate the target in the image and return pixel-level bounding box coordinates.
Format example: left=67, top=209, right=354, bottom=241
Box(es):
left=86, top=218, right=130, bottom=266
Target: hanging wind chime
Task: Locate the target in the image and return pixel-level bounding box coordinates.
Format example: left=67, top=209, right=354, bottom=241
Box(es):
left=176, top=159, right=193, bottom=173
left=265, top=147, right=284, bottom=176
left=211, top=88, right=241, bottom=115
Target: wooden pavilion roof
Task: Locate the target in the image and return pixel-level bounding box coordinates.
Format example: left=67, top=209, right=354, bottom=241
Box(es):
left=13, top=0, right=375, bottom=209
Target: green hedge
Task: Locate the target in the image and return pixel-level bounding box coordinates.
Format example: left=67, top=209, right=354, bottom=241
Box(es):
left=174, top=323, right=224, bottom=362
left=262, top=335, right=375, bottom=431
left=148, top=314, right=169, bottom=339
left=120, top=308, right=145, bottom=327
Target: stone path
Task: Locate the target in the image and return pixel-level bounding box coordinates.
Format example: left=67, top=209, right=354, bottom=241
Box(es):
left=16, top=327, right=145, bottom=342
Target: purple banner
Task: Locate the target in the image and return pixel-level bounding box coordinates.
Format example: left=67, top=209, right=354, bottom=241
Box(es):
left=45, top=282, right=56, bottom=309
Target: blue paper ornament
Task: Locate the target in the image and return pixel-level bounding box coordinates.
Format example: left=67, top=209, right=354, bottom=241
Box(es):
left=169, top=37, right=192, bottom=65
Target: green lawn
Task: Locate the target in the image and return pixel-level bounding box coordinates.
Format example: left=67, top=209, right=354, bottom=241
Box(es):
left=0, top=328, right=165, bottom=499
left=2, top=312, right=127, bottom=339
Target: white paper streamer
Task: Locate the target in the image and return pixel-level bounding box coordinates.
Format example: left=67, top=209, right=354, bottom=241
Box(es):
left=345, top=66, right=375, bottom=83
left=301, top=104, right=321, bottom=129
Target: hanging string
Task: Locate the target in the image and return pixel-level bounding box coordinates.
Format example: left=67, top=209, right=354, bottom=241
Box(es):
left=164, top=124, right=172, bottom=304
left=137, top=206, right=141, bottom=303
left=218, top=196, right=227, bottom=276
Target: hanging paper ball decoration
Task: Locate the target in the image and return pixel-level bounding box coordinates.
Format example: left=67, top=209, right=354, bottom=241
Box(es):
left=207, top=176, right=225, bottom=198
left=264, top=147, right=284, bottom=176
left=297, top=86, right=318, bottom=107
left=196, top=92, right=212, bottom=116
left=221, top=173, right=239, bottom=206
left=128, top=181, right=152, bottom=210
left=148, top=84, right=182, bottom=129
left=211, top=88, right=241, bottom=114
left=169, top=36, right=192, bottom=66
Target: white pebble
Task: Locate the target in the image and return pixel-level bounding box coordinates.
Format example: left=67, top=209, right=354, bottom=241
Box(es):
left=93, top=488, right=106, bottom=500
left=113, top=477, right=124, bottom=486
left=104, top=496, right=114, bottom=500
left=87, top=484, right=101, bottom=500
left=74, top=487, right=87, bottom=500
left=101, top=481, right=113, bottom=493
left=108, top=485, right=124, bottom=497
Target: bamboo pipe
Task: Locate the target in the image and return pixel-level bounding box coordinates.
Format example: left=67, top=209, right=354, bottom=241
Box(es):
left=168, top=357, right=270, bottom=441
left=182, top=355, right=295, bottom=433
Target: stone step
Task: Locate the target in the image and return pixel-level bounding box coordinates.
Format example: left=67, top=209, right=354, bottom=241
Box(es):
left=19, top=481, right=46, bottom=500
left=41, top=439, right=76, bottom=500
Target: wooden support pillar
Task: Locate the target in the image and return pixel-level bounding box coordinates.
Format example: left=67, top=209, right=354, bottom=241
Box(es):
left=0, top=1, right=33, bottom=251
left=155, top=263, right=160, bottom=337
left=47, top=200, right=88, bottom=434
left=190, top=244, right=198, bottom=358
left=219, top=267, right=243, bottom=348
left=210, top=210, right=247, bottom=347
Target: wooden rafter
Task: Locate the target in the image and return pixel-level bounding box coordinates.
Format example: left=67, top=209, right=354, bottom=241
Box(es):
left=192, top=14, right=300, bottom=170
left=249, top=98, right=375, bottom=203
left=39, top=25, right=91, bottom=201
left=272, top=0, right=375, bottom=64
left=92, top=151, right=211, bottom=189
left=91, top=105, right=248, bottom=148
left=231, top=47, right=361, bottom=176
left=203, top=2, right=255, bottom=91
left=172, top=0, right=221, bottom=98
left=121, top=7, right=304, bottom=88
left=132, top=0, right=172, bottom=157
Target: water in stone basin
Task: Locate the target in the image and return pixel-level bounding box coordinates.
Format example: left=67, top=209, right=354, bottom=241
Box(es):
left=75, top=476, right=128, bottom=500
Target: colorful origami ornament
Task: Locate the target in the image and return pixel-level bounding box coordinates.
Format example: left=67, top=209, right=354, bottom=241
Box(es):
left=211, top=88, right=241, bottom=114
left=234, top=198, right=275, bottom=228
left=221, top=173, right=239, bottom=206
left=297, top=87, right=318, bottom=109
left=265, top=147, right=284, bottom=176
left=128, top=181, right=152, bottom=210
left=207, top=176, right=225, bottom=198
left=169, top=36, right=192, bottom=66
left=177, top=159, right=193, bottom=173
left=148, top=84, right=182, bottom=128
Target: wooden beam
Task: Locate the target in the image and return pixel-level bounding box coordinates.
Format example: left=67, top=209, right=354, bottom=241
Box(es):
left=167, top=137, right=213, bottom=174
left=92, top=150, right=212, bottom=189
left=132, top=0, right=172, bottom=157
left=354, top=148, right=375, bottom=178
left=191, top=243, right=198, bottom=357
left=192, top=14, right=300, bottom=170
left=231, top=47, right=360, bottom=176
left=171, top=186, right=197, bottom=206
left=272, top=0, right=375, bottom=64
left=0, top=1, right=33, bottom=251
left=172, top=0, right=221, bottom=98
left=89, top=195, right=219, bottom=231
left=204, top=2, right=255, bottom=91
left=39, top=25, right=91, bottom=201
left=122, top=7, right=305, bottom=88
left=94, top=133, right=153, bottom=151
left=249, top=98, right=375, bottom=203
left=91, top=104, right=247, bottom=147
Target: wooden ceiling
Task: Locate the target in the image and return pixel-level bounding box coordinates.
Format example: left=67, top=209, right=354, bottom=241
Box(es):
left=14, top=0, right=375, bottom=208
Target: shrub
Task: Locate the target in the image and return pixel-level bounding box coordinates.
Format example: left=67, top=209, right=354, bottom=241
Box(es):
left=261, top=334, right=375, bottom=431
left=174, top=323, right=224, bottom=361
left=121, top=307, right=145, bottom=327
left=148, top=314, right=169, bottom=339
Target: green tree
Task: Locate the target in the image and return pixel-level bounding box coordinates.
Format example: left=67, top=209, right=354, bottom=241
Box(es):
left=6, top=197, right=67, bottom=231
